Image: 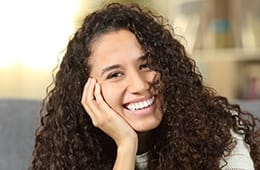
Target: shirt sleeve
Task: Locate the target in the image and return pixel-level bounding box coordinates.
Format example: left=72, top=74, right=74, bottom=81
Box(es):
left=220, top=130, right=255, bottom=170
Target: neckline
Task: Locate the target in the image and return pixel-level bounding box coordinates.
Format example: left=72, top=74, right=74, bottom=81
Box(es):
left=136, top=152, right=148, bottom=163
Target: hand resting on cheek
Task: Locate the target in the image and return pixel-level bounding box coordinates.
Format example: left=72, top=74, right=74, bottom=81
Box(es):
left=81, top=78, right=138, bottom=148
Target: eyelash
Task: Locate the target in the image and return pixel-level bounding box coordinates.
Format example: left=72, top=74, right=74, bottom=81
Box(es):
left=106, top=63, right=150, bottom=80
left=139, top=63, right=149, bottom=70
left=106, top=72, right=123, bottom=79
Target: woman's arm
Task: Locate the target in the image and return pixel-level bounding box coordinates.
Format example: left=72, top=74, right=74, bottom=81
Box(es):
left=81, top=78, right=137, bottom=170
left=113, top=136, right=138, bottom=170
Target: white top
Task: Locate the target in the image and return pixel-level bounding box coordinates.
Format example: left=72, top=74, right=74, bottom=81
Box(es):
left=135, top=131, right=255, bottom=170
left=135, top=152, right=148, bottom=170
left=219, top=130, right=254, bottom=170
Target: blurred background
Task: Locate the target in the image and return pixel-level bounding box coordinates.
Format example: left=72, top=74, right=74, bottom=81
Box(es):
left=0, top=0, right=260, bottom=100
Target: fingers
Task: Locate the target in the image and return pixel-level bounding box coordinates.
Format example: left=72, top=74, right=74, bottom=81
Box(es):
left=94, top=82, right=110, bottom=111
left=81, top=78, right=137, bottom=145
left=81, top=78, right=110, bottom=126
left=81, top=78, right=97, bottom=124
left=86, top=78, right=95, bottom=102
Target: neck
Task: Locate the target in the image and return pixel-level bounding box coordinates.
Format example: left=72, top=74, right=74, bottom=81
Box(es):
left=137, top=130, right=153, bottom=155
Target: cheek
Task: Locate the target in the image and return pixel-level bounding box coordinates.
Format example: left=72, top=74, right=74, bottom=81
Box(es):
left=101, top=84, right=123, bottom=109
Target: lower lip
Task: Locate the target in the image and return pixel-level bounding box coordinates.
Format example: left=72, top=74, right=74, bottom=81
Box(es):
left=125, top=100, right=156, bottom=116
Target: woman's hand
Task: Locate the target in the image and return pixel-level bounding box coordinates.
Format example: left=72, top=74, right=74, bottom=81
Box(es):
left=81, top=78, right=138, bottom=149
left=81, top=78, right=137, bottom=170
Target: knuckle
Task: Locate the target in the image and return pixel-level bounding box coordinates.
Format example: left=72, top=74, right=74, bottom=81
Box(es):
left=92, top=120, right=98, bottom=127
left=93, top=117, right=108, bottom=128
left=95, top=99, right=102, bottom=105
left=96, top=119, right=105, bottom=127
left=81, top=99, right=85, bottom=105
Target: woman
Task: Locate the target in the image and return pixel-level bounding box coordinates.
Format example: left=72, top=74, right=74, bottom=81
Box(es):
left=31, top=3, right=260, bottom=170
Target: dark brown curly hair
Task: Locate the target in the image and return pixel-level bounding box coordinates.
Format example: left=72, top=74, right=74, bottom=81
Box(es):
left=31, top=3, right=260, bottom=170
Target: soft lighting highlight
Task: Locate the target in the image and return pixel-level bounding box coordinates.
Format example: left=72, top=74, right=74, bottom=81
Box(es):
left=0, top=0, right=78, bottom=69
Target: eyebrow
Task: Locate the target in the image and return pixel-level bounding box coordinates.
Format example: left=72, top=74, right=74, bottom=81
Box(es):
left=101, top=64, right=121, bottom=76
left=100, top=54, right=147, bottom=76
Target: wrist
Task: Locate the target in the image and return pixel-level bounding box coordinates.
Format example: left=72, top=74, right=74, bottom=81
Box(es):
left=114, top=139, right=137, bottom=170
left=117, top=135, right=138, bottom=155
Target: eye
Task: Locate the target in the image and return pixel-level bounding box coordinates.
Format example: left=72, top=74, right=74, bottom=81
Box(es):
left=106, top=71, right=124, bottom=79
left=139, top=63, right=150, bottom=70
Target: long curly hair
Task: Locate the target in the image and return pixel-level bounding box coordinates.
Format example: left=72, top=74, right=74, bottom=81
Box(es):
left=31, top=3, right=260, bottom=170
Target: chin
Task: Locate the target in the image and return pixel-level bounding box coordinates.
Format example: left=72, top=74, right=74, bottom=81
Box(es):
left=132, top=120, right=161, bottom=132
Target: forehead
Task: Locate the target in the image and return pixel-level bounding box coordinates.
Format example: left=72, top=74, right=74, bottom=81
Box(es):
left=88, top=29, right=144, bottom=65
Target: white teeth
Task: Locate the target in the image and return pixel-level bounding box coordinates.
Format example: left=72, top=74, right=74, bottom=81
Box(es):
left=126, top=96, right=155, bottom=111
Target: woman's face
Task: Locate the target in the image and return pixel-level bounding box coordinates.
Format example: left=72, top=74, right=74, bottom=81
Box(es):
left=88, top=29, right=163, bottom=132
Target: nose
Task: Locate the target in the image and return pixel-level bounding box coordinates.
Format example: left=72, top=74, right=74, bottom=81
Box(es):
left=127, top=71, right=150, bottom=94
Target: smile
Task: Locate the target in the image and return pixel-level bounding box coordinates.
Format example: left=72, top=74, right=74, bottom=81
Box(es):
left=125, top=96, right=155, bottom=111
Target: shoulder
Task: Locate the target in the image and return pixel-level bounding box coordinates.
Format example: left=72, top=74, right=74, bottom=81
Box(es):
left=219, top=130, right=255, bottom=170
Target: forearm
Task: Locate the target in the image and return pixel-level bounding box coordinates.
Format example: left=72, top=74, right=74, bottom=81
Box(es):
left=113, top=139, right=138, bottom=170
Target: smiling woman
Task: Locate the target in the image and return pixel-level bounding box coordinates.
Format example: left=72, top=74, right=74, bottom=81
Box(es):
left=31, top=2, right=260, bottom=170
left=87, top=30, right=162, bottom=132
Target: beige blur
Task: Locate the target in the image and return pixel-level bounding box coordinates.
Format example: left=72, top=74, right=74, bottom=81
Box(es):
left=0, top=0, right=260, bottom=100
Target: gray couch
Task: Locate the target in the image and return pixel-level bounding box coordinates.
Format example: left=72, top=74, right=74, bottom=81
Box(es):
left=0, top=99, right=40, bottom=170
left=0, top=99, right=259, bottom=170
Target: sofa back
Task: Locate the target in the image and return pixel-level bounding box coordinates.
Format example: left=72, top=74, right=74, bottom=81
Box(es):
left=0, top=99, right=40, bottom=170
left=0, top=99, right=259, bottom=170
